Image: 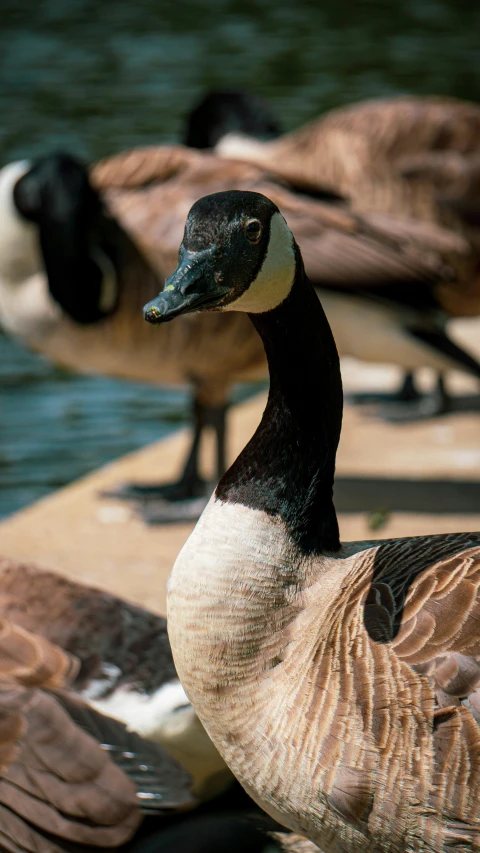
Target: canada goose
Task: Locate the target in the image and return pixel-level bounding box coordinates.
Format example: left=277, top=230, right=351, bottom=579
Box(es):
left=145, top=190, right=480, bottom=852
left=0, top=613, right=194, bottom=851
left=212, top=93, right=480, bottom=416
left=0, top=558, right=315, bottom=853
left=1, top=147, right=477, bottom=522
left=0, top=556, right=231, bottom=802
left=0, top=151, right=267, bottom=522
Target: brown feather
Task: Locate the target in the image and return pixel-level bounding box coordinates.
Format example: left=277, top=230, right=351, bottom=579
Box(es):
left=0, top=561, right=203, bottom=852
left=0, top=558, right=176, bottom=695
left=14, top=140, right=469, bottom=437
left=217, top=94, right=480, bottom=316
left=0, top=650, right=141, bottom=850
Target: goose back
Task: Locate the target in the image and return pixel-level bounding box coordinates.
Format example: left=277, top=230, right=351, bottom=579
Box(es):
left=217, top=96, right=480, bottom=218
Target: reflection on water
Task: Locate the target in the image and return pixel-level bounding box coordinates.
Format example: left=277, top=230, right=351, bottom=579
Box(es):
left=0, top=0, right=479, bottom=516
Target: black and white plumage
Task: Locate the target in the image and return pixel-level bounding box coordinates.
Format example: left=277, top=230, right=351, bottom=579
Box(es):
left=143, top=190, right=480, bottom=852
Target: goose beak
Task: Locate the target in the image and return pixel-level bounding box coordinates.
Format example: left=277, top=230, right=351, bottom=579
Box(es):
left=144, top=247, right=229, bottom=324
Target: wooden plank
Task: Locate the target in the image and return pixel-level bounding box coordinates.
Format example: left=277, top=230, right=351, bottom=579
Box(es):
left=1, top=362, right=480, bottom=615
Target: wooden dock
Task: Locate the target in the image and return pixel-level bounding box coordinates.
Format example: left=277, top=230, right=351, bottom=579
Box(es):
left=1, top=346, right=480, bottom=615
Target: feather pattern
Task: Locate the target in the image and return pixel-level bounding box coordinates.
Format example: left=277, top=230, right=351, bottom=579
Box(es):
left=0, top=620, right=140, bottom=851
left=216, top=94, right=480, bottom=317
left=160, top=191, right=480, bottom=852
left=88, top=145, right=474, bottom=378
left=169, top=504, right=480, bottom=851
left=0, top=558, right=176, bottom=697
left=0, top=559, right=318, bottom=853
left=0, top=557, right=229, bottom=802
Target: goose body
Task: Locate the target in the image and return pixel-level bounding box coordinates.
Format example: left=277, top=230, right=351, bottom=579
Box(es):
left=145, top=190, right=480, bottom=852
left=0, top=557, right=317, bottom=853
left=214, top=95, right=480, bottom=237
left=0, top=145, right=477, bottom=521
left=0, top=598, right=194, bottom=851
left=0, top=557, right=230, bottom=801
left=213, top=92, right=480, bottom=414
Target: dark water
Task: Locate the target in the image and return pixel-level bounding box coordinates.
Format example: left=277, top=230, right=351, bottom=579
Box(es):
left=1, top=0, right=479, bottom=517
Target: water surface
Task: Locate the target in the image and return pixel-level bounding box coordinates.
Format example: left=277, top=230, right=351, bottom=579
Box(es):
left=1, top=0, right=479, bottom=516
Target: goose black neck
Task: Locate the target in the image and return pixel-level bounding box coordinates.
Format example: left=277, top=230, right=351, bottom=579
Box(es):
left=216, top=250, right=343, bottom=555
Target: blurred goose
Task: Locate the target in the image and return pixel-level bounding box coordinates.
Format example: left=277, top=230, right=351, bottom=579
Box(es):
left=185, top=89, right=281, bottom=151
left=0, top=145, right=476, bottom=521
left=210, top=93, right=480, bottom=415
left=145, top=190, right=480, bottom=852
left=0, top=556, right=230, bottom=802
left=0, top=611, right=194, bottom=851
left=0, top=557, right=316, bottom=853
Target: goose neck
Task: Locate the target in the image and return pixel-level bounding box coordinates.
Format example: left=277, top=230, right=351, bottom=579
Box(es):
left=216, top=253, right=343, bottom=555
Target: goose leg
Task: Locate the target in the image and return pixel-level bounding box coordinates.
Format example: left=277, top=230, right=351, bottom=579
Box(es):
left=102, top=396, right=228, bottom=524
left=396, top=371, right=423, bottom=403
left=348, top=371, right=423, bottom=407
left=377, top=374, right=450, bottom=422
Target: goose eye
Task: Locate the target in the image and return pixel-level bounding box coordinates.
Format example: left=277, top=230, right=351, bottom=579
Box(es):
left=244, top=219, right=262, bottom=244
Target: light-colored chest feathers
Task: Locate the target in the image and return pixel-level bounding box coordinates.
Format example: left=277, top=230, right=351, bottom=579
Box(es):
left=168, top=499, right=477, bottom=852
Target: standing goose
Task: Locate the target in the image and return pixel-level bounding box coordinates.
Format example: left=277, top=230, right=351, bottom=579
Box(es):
left=1, top=148, right=476, bottom=522
left=211, top=93, right=480, bottom=415
left=0, top=151, right=267, bottom=522
left=145, top=190, right=480, bottom=852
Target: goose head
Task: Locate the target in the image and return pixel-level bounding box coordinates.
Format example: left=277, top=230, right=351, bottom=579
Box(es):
left=185, top=89, right=281, bottom=151
left=144, top=190, right=297, bottom=324
left=0, top=152, right=117, bottom=340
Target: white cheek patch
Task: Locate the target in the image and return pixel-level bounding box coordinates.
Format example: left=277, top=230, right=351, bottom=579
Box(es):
left=0, top=272, right=61, bottom=340
left=0, top=161, right=60, bottom=340
left=223, top=212, right=295, bottom=314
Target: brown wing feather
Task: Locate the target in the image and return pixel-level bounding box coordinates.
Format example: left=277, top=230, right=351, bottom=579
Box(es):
left=90, top=147, right=460, bottom=296
left=356, top=533, right=480, bottom=840
left=218, top=94, right=480, bottom=312
left=0, top=558, right=177, bottom=696
left=287, top=533, right=480, bottom=848
left=0, top=686, right=141, bottom=846
left=0, top=621, right=140, bottom=848
left=91, top=144, right=202, bottom=190
left=0, top=611, right=194, bottom=852
left=233, top=95, right=480, bottom=199
left=0, top=618, right=78, bottom=690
